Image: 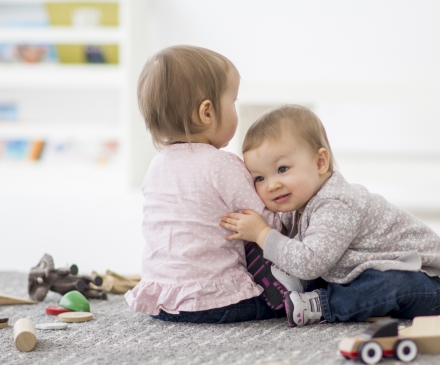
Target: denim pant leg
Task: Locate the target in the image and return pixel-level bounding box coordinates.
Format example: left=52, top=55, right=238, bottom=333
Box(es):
left=151, top=295, right=282, bottom=324
left=320, top=269, right=440, bottom=323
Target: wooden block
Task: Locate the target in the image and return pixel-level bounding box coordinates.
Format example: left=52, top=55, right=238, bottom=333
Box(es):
left=0, top=322, right=8, bottom=329
left=366, top=316, right=391, bottom=323
left=0, top=294, right=36, bottom=305
left=58, top=312, right=93, bottom=323
left=36, top=323, right=68, bottom=330
left=91, top=270, right=140, bottom=294
left=14, top=318, right=37, bottom=352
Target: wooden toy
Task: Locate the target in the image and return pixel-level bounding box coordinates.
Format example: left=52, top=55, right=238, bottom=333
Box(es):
left=46, top=305, right=72, bottom=315
left=58, top=311, right=93, bottom=323
left=35, top=323, right=68, bottom=330
left=14, top=318, right=37, bottom=352
left=398, top=316, right=440, bottom=354
left=59, top=290, right=90, bottom=312
left=0, top=318, right=8, bottom=329
left=28, top=253, right=107, bottom=301
left=0, top=294, right=36, bottom=305
left=366, top=316, right=391, bottom=323
left=91, top=270, right=140, bottom=294
left=339, top=316, right=440, bottom=364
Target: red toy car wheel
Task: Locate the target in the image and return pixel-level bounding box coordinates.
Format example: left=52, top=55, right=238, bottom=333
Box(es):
left=394, top=339, right=418, bottom=362
left=358, top=341, right=383, bottom=364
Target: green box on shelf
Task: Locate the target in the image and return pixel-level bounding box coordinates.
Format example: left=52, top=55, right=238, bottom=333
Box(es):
left=45, top=2, right=118, bottom=27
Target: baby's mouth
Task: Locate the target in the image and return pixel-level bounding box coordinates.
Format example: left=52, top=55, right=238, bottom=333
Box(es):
left=273, top=193, right=291, bottom=203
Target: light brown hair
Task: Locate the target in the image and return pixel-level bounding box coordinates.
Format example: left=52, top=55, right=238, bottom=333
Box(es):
left=242, top=104, right=335, bottom=172
left=137, top=45, right=238, bottom=149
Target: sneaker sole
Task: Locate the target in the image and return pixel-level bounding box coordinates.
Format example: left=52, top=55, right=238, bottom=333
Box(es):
left=284, top=292, right=298, bottom=328
left=245, top=242, right=287, bottom=310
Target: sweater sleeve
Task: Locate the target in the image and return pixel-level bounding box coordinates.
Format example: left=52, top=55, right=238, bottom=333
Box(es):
left=264, top=199, right=361, bottom=279
left=212, top=152, right=282, bottom=231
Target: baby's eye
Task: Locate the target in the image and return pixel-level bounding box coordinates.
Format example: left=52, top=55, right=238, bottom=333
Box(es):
left=278, top=166, right=288, bottom=173
left=254, top=176, right=264, bottom=183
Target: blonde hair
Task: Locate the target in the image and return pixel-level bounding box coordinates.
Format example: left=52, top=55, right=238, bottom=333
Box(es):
left=137, top=45, right=238, bottom=149
left=243, top=104, right=335, bottom=172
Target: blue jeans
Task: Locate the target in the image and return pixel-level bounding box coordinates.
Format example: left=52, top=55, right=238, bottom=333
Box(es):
left=316, top=269, right=440, bottom=322
left=150, top=295, right=285, bottom=324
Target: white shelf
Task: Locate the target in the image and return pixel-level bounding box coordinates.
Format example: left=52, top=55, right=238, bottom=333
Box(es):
left=0, top=0, right=150, bottom=194
left=0, top=123, right=121, bottom=140
left=0, top=64, right=123, bottom=89
left=0, top=27, right=124, bottom=43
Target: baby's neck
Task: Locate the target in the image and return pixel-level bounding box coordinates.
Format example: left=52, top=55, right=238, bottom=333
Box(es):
left=169, top=134, right=211, bottom=145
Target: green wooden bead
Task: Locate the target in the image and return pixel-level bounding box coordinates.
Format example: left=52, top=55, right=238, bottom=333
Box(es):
left=59, top=291, right=90, bottom=312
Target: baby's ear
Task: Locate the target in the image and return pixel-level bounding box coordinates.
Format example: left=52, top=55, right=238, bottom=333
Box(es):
left=197, top=100, right=215, bottom=126
left=317, top=148, right=330, bottom=174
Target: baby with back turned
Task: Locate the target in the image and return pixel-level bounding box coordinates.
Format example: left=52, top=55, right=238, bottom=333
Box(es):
left=125, top=46, right=299, bottom=323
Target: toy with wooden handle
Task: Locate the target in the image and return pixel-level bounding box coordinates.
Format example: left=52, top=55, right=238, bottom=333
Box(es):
left=14, top=318, right=37, bottom=352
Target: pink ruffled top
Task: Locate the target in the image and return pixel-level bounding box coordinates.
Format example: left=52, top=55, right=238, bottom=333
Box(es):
left=125, top=143, right=281, bottom=315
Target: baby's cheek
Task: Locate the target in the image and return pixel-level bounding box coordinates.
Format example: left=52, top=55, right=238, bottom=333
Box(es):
left=255, top=186, right=267, bottom=201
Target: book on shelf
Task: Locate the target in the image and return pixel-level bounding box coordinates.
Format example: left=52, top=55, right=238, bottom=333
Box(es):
left=0, top=4, right=49, bottom=27
left=45, top=2, right=118, bottom=27
left=0, top=138, right=119, bottom=165
left=0, top=2, right=118, bottom=28
left=0, top=102, right=18, bottom=121
left=0, top=43, right=118, bottom=64
left=1, top=140, right=30, bottom=160
left=0, top=43, right=58, bottom=63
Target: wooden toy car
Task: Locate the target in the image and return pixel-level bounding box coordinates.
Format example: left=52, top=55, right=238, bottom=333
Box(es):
left=28, top=253, right=107, bottom=301
left=339, top=316, right=440, bottom=364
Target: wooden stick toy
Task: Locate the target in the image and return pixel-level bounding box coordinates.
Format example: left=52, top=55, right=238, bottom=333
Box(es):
left=0, top=294, right=36, bottom=305
left=14, top=318, right=37, bottom=352
left=90, top=269, right=140, bottom=294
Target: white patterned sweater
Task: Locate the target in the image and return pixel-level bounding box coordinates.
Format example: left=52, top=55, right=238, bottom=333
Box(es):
left=264, top=171, right=440, bottom=284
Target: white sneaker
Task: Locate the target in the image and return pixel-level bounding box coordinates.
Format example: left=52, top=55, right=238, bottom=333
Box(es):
left=284, top=290, right=324, bottom=327
left=271, top=265, right=304, bottom=293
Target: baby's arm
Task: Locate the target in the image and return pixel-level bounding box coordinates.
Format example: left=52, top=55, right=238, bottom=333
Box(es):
left=213, top=153, right=282, bottom=231
left=222, top=199, right=361, bottom=279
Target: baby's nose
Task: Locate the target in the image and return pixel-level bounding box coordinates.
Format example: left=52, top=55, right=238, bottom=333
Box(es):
left=268, top=181, right=282, bottom=191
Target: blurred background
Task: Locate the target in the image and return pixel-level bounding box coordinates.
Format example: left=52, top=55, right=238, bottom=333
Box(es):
left=1, top=0, right=439, bottom=274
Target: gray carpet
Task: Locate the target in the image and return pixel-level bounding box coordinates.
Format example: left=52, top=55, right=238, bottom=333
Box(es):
left=1, top=271, right=439, bottom=365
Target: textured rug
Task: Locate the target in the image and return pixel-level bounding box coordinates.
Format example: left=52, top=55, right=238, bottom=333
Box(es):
left=1, top=271, right=440, bottom=365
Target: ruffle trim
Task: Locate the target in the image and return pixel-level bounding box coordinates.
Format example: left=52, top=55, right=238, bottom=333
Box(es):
left=125, top=271, right=263, bottom=315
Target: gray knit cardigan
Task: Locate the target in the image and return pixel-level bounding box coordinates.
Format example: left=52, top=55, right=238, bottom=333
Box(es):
left=264, top=171, right=440, bottom=284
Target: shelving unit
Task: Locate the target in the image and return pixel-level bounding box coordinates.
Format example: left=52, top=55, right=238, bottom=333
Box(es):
left=0, top=64, right=123, bottom=89
left=0, top=0, right=151, bottom=193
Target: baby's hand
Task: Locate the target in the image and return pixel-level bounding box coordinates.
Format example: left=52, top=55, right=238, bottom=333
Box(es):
left=220, top=209, right=271, bottom=247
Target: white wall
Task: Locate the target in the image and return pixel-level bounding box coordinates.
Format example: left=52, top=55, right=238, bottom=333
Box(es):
left=144, top=0, right=440, bottom=212
left=145, top=0, right=440, bottom=85
left=2, top=1, right=440, bottom=274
